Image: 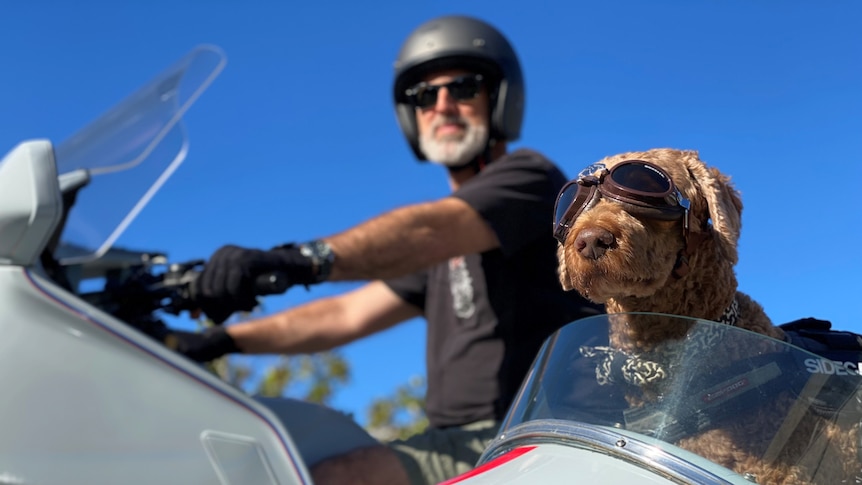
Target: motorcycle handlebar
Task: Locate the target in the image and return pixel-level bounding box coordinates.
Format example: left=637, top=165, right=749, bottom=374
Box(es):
left=81, top=259, right=293, bottom=330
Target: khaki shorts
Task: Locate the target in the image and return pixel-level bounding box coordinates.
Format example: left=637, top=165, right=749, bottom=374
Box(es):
left=388, top=420, right=501, bottom=485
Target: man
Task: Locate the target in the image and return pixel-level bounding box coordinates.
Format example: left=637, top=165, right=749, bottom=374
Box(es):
left=171, top=15, right=602, bottom=485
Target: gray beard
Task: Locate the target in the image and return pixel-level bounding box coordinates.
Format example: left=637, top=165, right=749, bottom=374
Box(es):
left=419, top=118, right=489, bottom=167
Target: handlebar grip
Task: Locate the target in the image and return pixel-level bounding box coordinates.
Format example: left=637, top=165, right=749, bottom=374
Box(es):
left=254, top=271, right=291, bottom=295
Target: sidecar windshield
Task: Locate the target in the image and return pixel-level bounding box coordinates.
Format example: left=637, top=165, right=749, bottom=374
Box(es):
left=54, top=45, right=226, bottom=264
left=495, top=313, right=862, bottom=483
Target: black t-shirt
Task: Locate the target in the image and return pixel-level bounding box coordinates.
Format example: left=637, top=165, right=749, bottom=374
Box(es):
left=385, top=148, right=604, bottom=428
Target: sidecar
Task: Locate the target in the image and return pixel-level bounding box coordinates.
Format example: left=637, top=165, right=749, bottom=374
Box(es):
left=443, top=313, right=862, bottom=484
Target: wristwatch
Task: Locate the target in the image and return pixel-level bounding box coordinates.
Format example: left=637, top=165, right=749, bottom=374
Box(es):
left=299, top=239, right=336, bottom=283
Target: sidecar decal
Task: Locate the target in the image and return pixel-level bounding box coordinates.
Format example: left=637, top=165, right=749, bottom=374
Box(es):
left=23, top=268, right=310, bottom=484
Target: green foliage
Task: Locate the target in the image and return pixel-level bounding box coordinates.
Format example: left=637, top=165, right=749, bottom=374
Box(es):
left=211, top=352, right=350, bottom=405
left=364, top=375, right=428, bottom=442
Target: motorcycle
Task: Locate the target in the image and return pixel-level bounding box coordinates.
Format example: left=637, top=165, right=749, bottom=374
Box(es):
left=0, top=45, right=376, bottom=485
left=1, top=46, right=859, bottom=485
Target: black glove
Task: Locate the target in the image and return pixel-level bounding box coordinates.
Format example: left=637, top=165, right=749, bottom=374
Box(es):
left=165, top=326, right=240, bottom=362
left=195, top=243, right=325, bottom=324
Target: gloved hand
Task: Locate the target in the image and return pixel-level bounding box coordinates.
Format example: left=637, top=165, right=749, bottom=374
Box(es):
left=165, top=326, right=240, bottom=362
left=195, top=244, right=317, bottom=324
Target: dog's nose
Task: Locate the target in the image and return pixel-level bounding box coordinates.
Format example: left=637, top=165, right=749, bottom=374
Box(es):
left=575, top=228, right=615, bottom=260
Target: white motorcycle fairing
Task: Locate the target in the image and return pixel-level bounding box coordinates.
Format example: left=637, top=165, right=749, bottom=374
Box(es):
left=0, top=45, right=377, bottom=485
left=1, top=265, right=309, bottom=484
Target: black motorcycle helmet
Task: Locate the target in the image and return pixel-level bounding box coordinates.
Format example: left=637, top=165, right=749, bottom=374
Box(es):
left=393, top=15, right=525, bottom=161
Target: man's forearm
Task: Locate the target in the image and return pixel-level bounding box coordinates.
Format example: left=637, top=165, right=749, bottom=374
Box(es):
left=225, top=281, right=420, bottom=355
left=226, top=296, right=354, bottom=354
left=324, top=198, right=498, bottom=281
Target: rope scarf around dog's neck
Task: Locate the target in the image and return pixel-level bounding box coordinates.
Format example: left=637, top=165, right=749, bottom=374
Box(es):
left=579, top=346, right=667, bottom=386
left=716, top=298, right=740, bottom=327
left=582, top=299, right=740, bottom=387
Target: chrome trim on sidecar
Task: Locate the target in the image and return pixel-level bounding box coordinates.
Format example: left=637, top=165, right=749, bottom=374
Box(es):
left=478, top=419, right=746, bottom=485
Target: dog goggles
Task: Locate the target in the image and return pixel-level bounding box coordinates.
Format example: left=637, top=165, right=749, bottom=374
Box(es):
left=553, top=160, right=691, bottom=243
left=405, top=74, right=484, bottom=109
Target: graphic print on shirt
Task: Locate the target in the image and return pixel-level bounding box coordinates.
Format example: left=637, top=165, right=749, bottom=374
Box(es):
left=448, top=256, right=476, bottom=319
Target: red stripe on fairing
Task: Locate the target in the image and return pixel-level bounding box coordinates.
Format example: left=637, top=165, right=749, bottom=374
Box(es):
left=439, top=446, right=538, bottom=484
left=22, top=267, right=310, bottom=484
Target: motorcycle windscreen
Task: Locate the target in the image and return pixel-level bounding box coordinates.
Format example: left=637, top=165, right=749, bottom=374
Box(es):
left=499, top=313, right=862, bottom=483
left=53, top=45, right=226, bottom=265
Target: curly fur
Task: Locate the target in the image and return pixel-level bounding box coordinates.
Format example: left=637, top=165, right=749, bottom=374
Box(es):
left=557, top=148, right=859, bottom=484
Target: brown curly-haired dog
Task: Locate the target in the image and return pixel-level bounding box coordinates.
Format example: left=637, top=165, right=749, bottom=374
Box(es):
left=556, top=148, right=859, bottom=484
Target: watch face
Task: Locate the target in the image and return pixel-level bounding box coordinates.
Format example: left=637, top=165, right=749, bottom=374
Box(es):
left=301, top=240, right=335, bottom=283
left=319, top=241, right=335, bottom=261
left=302, top=240, right=335, bottom=264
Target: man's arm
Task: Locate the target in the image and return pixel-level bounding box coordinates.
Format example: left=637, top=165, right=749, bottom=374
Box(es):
left=227, top=280, right=421, bottom=354
left=190, top=196, right=496, bottom=326
left=325, top=197, right=499, bottom=281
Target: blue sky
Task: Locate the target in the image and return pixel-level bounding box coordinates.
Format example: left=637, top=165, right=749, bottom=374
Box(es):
left=1, top=1, right=860, bottom=425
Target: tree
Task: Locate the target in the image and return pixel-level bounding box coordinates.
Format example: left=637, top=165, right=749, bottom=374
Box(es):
left=209, top=352, right=350, bottom=405
left=364, top=375, right=428, bottom=441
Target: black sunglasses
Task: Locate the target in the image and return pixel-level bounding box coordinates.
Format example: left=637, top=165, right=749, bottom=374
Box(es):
left=405, top=74, right=484, bottom=109
left=553, top=160, right=691, bottom=244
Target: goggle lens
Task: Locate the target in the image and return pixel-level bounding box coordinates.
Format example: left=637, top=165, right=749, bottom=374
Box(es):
left=554, top=183, right=580, bottom=227
left=609, top=162, right=672, bottom=194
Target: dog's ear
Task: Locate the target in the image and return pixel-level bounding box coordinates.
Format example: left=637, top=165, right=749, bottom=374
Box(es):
left=683, top=153, right=743, bottom=264
left=557, top=243, right=575, bottom=291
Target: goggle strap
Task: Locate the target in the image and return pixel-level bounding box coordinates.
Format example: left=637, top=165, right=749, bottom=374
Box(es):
left=673, top=223, right=711, bottom=279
